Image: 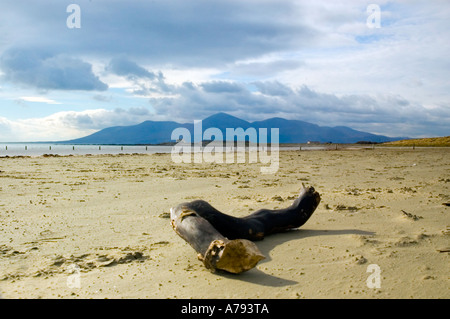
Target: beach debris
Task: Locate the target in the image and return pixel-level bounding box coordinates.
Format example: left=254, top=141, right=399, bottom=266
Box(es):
left=1, top=247, right=150, bottom=281
left=400, top=187, right=417, bottom=193
left=354, top=255, right=367, bottom=264
left=395, top=236, right=419, bottom=247
left=335, top=204, right=359, bottom=212
left=401, top=210, right=423, bottom=221
left=346, top=188, right=361, bottom=196
left=271, top=195, right=284, bottom=202
left=171, top=206, right=264, bottom=274
left=442, top=202, right=450, bottom=207
left=436, top=247, right=450, bottom=253
left=170, top=185, right=321, bottom=274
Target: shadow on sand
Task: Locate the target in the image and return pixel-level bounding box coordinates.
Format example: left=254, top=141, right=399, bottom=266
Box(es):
left=216, top=228, right=375, bottom=287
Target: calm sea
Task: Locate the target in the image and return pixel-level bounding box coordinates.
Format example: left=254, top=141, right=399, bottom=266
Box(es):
left=0, top=143, right=335, bottom=157
left=0, top=143, right=174, bottom=157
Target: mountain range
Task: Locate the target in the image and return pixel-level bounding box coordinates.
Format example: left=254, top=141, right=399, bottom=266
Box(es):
left=60, top=113, right=403, bottom=144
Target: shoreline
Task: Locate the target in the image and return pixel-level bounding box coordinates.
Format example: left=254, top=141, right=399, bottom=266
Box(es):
left=1, top=143, right=447, bottom=159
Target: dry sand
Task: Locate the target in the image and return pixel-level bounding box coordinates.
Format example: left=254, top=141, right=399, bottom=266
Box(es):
left=0, top=148, right=448, bottom=299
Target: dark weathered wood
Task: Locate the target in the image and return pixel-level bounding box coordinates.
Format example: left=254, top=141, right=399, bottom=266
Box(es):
left=170, top=185, right=320, bottom=273
left=180, top=185, right=320, bottom=240
left=170, top=205, right=265, bottom=273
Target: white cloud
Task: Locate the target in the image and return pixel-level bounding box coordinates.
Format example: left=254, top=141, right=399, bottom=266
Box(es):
left=19, top=96, right=61, bottom=104
left=0, top=107, right=153, bottom=142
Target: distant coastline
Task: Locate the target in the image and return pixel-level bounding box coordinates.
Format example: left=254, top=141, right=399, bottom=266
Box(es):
left=383, top=136, right=450, bottom=147
left=1, top=139, right=448, bottom=158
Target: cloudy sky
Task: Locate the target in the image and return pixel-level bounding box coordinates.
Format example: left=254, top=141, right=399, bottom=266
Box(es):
left=0, top=0, right=449, bottom=142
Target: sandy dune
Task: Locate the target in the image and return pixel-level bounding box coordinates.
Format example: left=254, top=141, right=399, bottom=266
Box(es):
left=0, top=148, right=448, bottom=298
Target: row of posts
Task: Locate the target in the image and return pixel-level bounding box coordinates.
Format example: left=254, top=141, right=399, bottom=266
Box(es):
left=2, top=144, right=419, bottom=151
left=3, top=146, right=149, bottom=151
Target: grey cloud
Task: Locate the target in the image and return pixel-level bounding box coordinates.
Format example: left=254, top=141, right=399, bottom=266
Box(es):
left=105, top=57, right=172, bottom=96
left=70, top=114, right=94, bottom=127
left=182, top=82, right=196, bottom=90
left=106, top=57, right=156, bottom=79
left=0, top=48, right=108, bottom=91
left=129, top=107, right=150, bottom=116
left=56, top=107, right=153, bottom=130
left=0, top=1, right=317, bottom=67
left=253, top=81, right=294, bottom=96
left=115, top=107, right=150, bottom=117
left=92, top=94, right=112, bottom=102
left=151, top=79, right=288, bottom=121
left=129, top=76, right=173, bottom=97
left=230, top=60, right=304, bottom=78
left=148, top=78, right=449, bottom=137
left=201, top=81, right=246, bottom=94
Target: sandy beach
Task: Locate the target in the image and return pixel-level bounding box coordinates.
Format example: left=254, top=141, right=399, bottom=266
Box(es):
left=0, top=148, right=448, bottom=299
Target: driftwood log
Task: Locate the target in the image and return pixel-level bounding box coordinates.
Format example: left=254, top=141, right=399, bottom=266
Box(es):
left=170, top=185, right=321, bottom=274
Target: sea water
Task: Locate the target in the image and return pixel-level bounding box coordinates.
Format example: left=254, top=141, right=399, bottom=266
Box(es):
left=0, top=143, right=332, bottom=157
left=0, top=143, right=174, bottom=157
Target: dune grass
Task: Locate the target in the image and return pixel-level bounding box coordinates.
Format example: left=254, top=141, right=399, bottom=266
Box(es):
left=384, top=136, right=450, bottom=147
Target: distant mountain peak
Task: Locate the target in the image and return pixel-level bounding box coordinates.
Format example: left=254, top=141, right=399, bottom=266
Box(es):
left=204, top=112, right=239, bottom=119
left=60, top=112, right=403, bottom=145
left=203, top=112, right=247, bottom=122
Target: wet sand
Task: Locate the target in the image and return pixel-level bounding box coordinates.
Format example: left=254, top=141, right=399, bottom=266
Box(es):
left=0, top=148, right=449, bottom=298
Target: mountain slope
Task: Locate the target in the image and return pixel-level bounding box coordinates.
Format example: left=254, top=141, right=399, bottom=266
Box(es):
left=61, top=112, right=401, bottom=144
left=64, top=121, right=192, bottom=145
